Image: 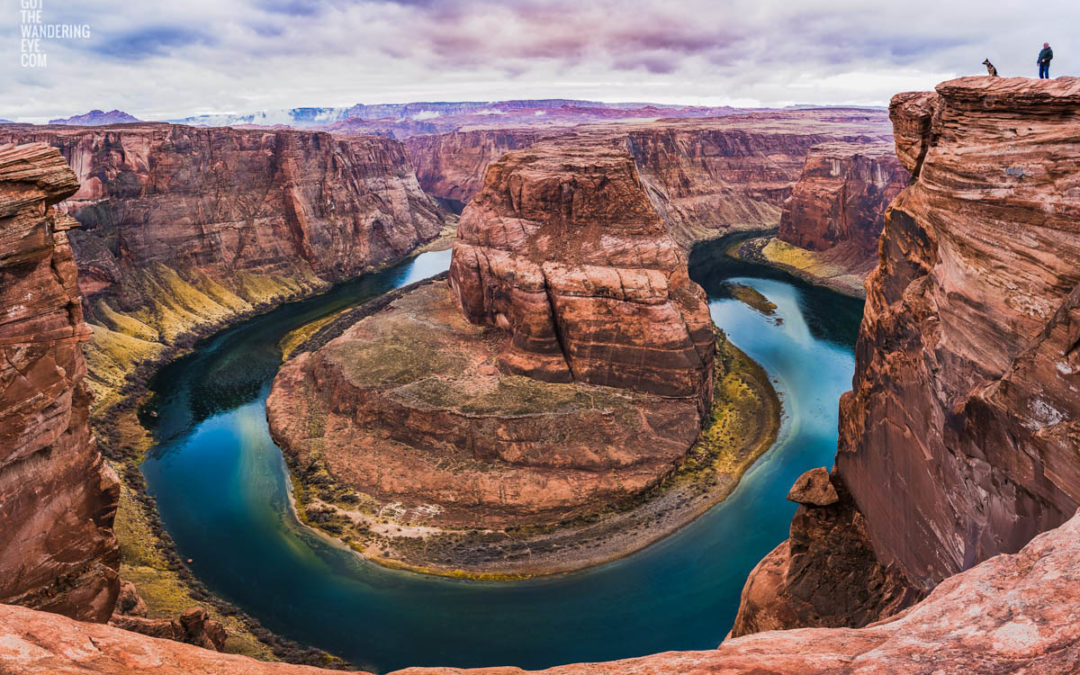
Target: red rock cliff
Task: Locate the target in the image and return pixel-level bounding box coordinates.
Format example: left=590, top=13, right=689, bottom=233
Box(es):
left=0, top=143, right=119, bottom=621
left=0, top=124, right=447, bottom=409
left=403, top=111, right=894, bottom=247
left=448, top=142, right=715, bottom=406
left=734, top=76, right=1080, bottom=635
left=839, top=76, right=1080, bottom=586
left=777, top=141, right=908, bottom=259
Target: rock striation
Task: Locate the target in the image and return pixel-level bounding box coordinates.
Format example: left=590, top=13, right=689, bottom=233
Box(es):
left=448, top=143, right=716, bottom=406
left=0, top=143, right=120, bottom=621
left=269, top=144, right=716, bottom=532
left=405, top=129, right=550, bottom=207
left=404, top=110, right=894, bottom=247
left=0, top=124, right=447, bottom=411
left=777, top=141, right=908, bottom=258
left=4, top=508, right=1080, bottom=673
left=734, top=76, right=1080, bottom=634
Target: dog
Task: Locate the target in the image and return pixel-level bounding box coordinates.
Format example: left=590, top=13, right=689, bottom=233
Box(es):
left=983, top=59, right=999, bottom=77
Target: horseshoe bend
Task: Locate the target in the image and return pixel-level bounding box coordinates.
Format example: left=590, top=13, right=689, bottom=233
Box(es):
left=265, top=143, right=781, bottom=576
left=1, top=74, right=1080, bottom=674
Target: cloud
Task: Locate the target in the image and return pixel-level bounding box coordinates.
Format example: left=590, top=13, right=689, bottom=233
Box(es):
left=2, top=0, right=1077, bottom=121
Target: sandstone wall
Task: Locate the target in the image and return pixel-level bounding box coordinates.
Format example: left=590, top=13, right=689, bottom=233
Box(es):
left=777, top=141, right=908, bottom=258
left=733, top=76, right=1080, bottom=635
left=0, top=143, right=119, bottom=621
left=0, top=124, right=447, bottom=410
left=837, top=77, right=1080, bottom=587
left=448, top=142, right=715, bottom=408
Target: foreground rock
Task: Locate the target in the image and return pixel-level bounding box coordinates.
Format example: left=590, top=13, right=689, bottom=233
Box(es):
left=5, top=508, right=1080, bottom=673
left=0, top=124, right=447, bottom=413
left=734, top=76, right=1080, bottom=633
left=0, top=143, right=119, bottom=621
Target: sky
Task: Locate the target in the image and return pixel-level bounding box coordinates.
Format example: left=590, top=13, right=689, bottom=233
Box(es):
left=4, top=0, right=1076, bottom=122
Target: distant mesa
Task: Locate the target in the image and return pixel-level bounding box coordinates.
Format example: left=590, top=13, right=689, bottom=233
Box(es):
left=48, top=109, right=140, bottom=126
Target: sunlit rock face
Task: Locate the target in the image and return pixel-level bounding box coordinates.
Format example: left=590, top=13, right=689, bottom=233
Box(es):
left=0, top=143, right=119, bottom=622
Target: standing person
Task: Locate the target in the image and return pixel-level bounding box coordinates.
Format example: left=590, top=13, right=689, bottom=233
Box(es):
left=1038, top=42, right=1053, bottom=79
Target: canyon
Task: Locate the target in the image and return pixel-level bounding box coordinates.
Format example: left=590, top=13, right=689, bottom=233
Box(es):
left=0, top=123, right=448, bottom=414
left=2, top=76, right=1079, bottom=674
left=733, top=76, right=1080, bottom=636
left=265, top=142, right=781, bottom=575
left=405, top=109, right=894, bottom=249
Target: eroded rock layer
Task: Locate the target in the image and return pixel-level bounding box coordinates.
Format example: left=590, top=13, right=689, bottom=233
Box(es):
left=734, top=76, right=1080, bottom=634
left=449, top=143, right=716, bottom=407
left=777, top=141, right=908, bottom=260
left=0, top=143, right=119, bottom=621
left=403, top=110, right=894, bottom=246
left=0, top=124, right=447, bottom=409
left=4, top=508, right=1080, bottom=673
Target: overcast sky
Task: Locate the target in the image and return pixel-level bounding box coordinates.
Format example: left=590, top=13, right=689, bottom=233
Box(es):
left=4, top=0, right=1076, bottom=122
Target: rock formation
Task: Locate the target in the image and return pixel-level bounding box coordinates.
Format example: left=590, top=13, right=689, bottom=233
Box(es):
left=4, top=507, right=1080, bottom=673
left=449, top=143, right=716, bottom=405
left=0, top=143, right=120, bottom=621
left=268, top=144, right=715, bottom=532
left=734, top=76, right=1080, bottom=634
left=0, top=124, right=447, bottom=410
left=404, top=110, right=894, bottom=247
left=777, top=141, right=908, bottom=257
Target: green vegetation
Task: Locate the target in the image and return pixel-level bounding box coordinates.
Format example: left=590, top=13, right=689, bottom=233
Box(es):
left=726, top=282, right=778, bottom=316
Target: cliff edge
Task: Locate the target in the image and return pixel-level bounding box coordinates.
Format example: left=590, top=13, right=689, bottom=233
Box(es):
left=0, top=143, right=120, bottom=621
left=734, top=76, right=1080, bottom=633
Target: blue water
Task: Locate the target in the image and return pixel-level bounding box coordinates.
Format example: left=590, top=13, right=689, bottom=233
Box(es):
left=140, top=241, right=863, bottom=673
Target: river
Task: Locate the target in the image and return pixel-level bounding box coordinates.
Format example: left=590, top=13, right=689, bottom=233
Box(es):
left=140, top=239, right=864, bottom=673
